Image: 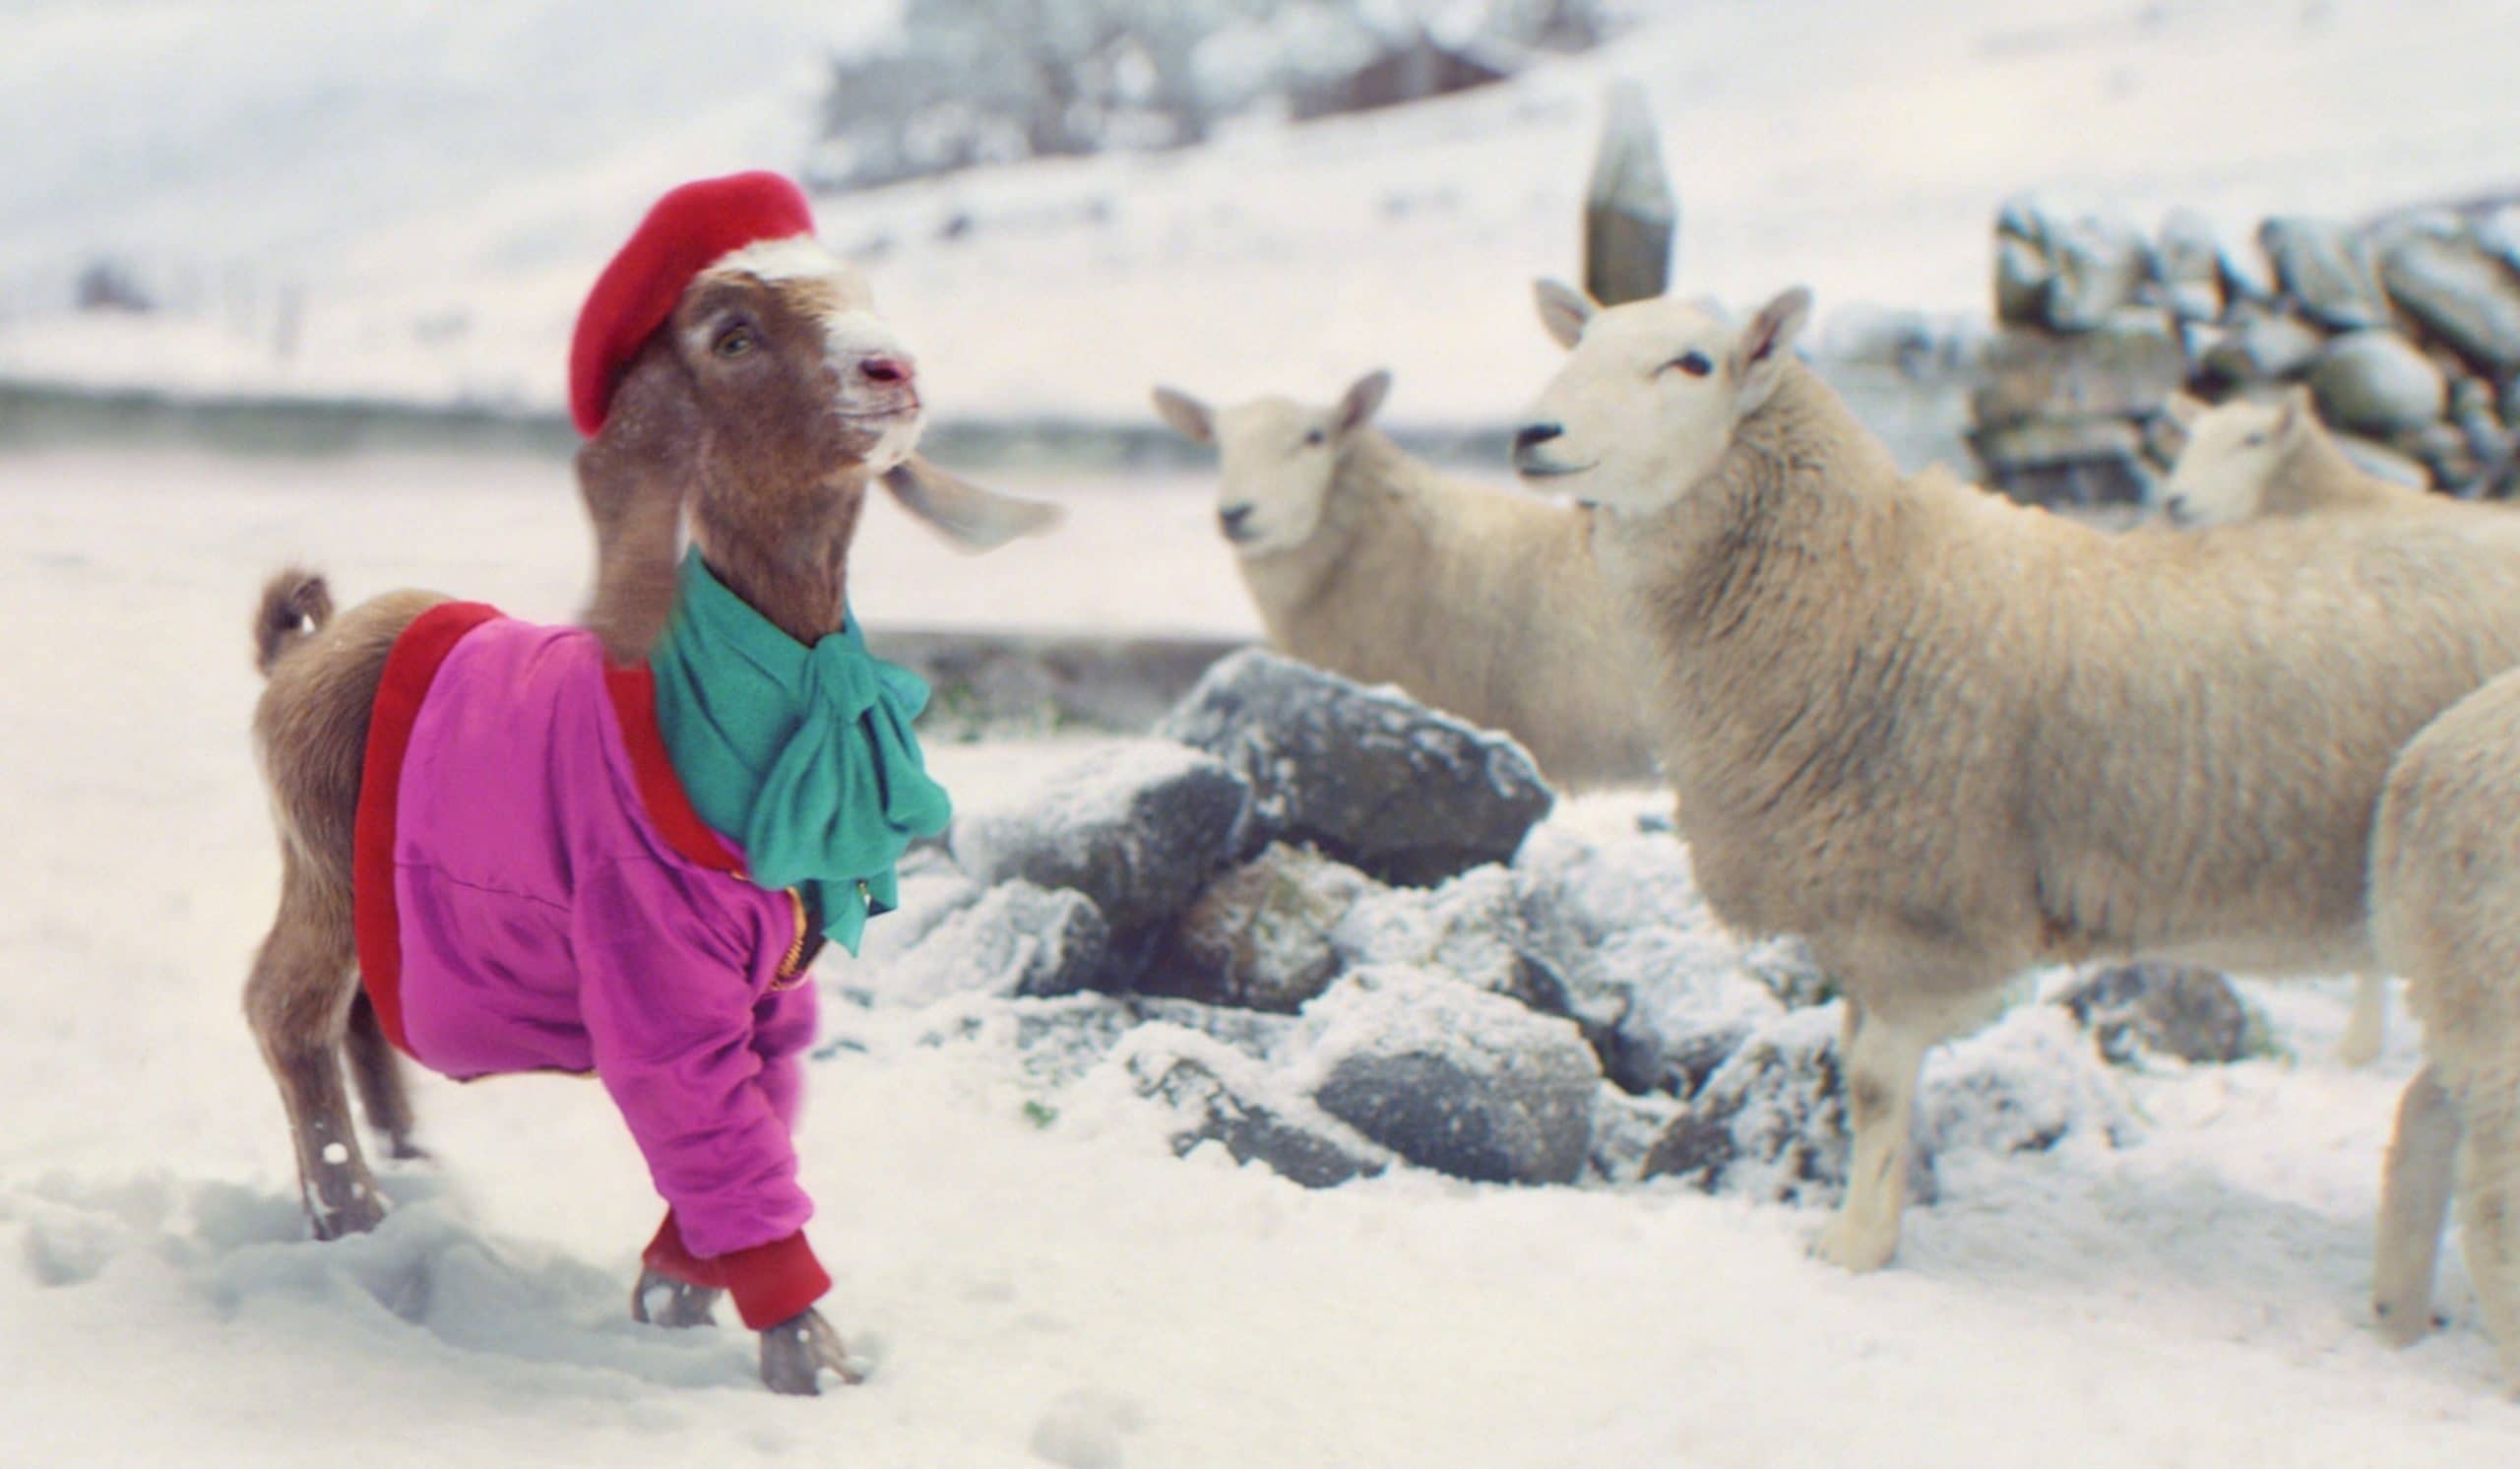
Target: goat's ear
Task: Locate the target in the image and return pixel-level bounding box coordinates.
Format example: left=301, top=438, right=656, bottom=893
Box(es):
left=576, top=338, right=701, bottom=664
left=1732, top=287, right=1812, bottom=416
left=882, top=453, right=1063, bottom=552
left=1151, top=386, right=1215, bottom=443
left=1337, top=369, right=1392, bottom=433
left=2165, top=391, right=2208, bottom=428
left=1534, top=279, right=1596, bottom=350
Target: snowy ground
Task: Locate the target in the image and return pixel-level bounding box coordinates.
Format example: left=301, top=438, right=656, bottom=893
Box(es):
left=3, top=450, right=2518, bottom=1465
left=5, top=0, right=2518, bottom=426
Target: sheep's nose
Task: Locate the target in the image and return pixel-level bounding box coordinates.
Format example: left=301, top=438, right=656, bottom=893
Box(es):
left=1512, top=421, right=1565, bottom=467
left=1219, top=503, right=1255, bottom=536
left=858, top=354, right=915, bottom=387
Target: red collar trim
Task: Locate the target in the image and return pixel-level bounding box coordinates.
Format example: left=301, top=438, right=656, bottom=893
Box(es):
left=600, top=662, right=742, bottom=874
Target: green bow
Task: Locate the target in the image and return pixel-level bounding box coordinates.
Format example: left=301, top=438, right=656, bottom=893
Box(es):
left=648, top=550, right=952, bottom=954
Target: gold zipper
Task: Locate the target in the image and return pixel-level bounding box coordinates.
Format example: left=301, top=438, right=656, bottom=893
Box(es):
left=769, top=887, right=810, bottom=990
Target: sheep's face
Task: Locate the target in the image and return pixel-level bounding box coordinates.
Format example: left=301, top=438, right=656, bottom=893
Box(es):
left=1514, top=281, right=1811, bottom=517
left=672, top=237, right=925, bottom=485
left=1153, top=373, right=1391, bottom=557
left=2155, top=396, right=2302, bottom=527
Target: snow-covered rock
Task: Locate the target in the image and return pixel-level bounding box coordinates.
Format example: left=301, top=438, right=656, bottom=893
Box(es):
left=1591, top=926, right=1788, bottom=1096
left=1148, top=841, right=1380, bottom=1012
left=951, top=739, right=1251, bottom=937
left=876, top=880, right=1112, bottom=1003
left=1160, top=650, right=1552, bottom=885
left=1644, top=1002, right=2125, bottom=1203
left=1293, top=966, right=1600, bottom=1184
left=1122, top=1029, right=1392, bottom=1189
left=2059, top=962, right=2275, bottom=1066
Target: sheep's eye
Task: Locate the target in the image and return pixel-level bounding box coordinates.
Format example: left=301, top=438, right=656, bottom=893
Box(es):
left=2241, top=433, right=2267, bottom=448
left=1664, top=351, right=1714, bottom=378
left=714, top=327, right=756, bottom=359
left=1304, top=428, right=1327, bottom=447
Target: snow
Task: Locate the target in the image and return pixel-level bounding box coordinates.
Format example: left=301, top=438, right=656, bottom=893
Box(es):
left=8, top=1, right=2520, bottom=427
left=9, top=448, right=2520, bottom=1459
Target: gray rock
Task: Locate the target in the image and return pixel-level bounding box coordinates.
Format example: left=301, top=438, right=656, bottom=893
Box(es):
left=1160, top=650, right=1553, bottom=886
left=2309, top=330, right=2447, bottom=434
left=952, top=740, right=1251, bottom=937
left=2153, top=209, right=2228, bottom=323
left=2259, top=217, right=2392, bottom=330
left=2378, top=220, right=2520, bottom=376
left=2392, top=419, right=2481, bottom=493
left=1128, top=1043, right=1389, bottom=1188
left=2058, top=962, right=2275, bottom=1065
left=2044, top=214, right=2153, bottom=332
left=1973, top=310, right=2185, bottom=426
left=1970, top=415, right=2152, bottom=507
left=1592, top=926, right=1787, bottom=1096
left=1300, top=966, right=1601, bottom=1185
left=879, top=880, right=1110, bottom=1003
left=1993, top=198, right=2056, bottom=326
left=2333, top=431, right=2434, bottom=489
left=1148, top=843, right=1378, bottom=1012
left=1588, top=1084, right=1685, bottom=1184
left=2198, top=304, right=2328, bottom=385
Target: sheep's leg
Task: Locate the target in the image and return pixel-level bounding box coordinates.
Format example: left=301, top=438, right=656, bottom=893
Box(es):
left=244, top=852, right=387, bottom=1240
left=2338, top=975, right=2389, bottom=1068
left=2374, top=1063, right=2460, bottom=1345
left=344, top=991, right=426, bottom=1161
left=1814, top=1009, right=1929, bottom=1273
left=2453, top=1062, right=2520, bottom=1391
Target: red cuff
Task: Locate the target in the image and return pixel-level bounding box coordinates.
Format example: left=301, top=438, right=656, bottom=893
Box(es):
left=642, top=1213, right=830, bottom=1330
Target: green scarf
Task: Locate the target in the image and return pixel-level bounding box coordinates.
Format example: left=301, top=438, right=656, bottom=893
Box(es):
left=648, top=550, right=952, bottom=954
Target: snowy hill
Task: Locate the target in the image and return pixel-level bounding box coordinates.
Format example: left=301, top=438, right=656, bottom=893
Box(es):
left=3, top=0, right=2517, bottom=426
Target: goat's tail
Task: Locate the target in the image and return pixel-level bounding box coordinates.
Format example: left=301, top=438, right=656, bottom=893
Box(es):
left=252, top=567, right=334, bottom=677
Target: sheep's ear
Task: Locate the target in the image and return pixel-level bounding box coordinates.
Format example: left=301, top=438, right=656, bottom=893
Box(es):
left=1151, top=386, right=1214, bottom=443
left=2165, top=392, right=2208, bottom=428
left=1337, top=369, right=1392, bottom=433
left=1731, top=287, right=1812, bottom=416
left=881, top=453, right=1063, bottom=552
left=1534, top=279, right=1596, bottom=350
left=2275, top=384, right=2315, bottom=437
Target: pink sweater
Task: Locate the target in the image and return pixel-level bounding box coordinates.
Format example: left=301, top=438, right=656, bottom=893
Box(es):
left=354, top=603, right=828, bottom=1328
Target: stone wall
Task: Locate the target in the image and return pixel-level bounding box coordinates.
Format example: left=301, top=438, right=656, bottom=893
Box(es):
left=1971, top=196, right=2520, bottom=507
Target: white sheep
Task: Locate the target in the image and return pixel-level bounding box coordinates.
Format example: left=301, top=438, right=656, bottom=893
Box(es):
left=1513, top=278, right=2520, bottom=1281
left=2154, top=387, right=2494, bottom=1067
left=1151, top=372, right=1660, bottom=789
left=2156, top=386, right=2444, bottom=529
left=2368, top=668, right=2520, bottom=1389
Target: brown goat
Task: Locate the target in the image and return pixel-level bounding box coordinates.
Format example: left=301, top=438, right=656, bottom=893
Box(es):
left=243, top=237, right=1055, bottom=1393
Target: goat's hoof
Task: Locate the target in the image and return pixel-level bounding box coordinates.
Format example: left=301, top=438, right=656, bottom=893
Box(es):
left=1810, top=1218, right=1899, bottom=1273
left=308, top=1187, right=389, bottom=1242
left=760, top=1308, right=867, bottom=1396
left=631, top=1271, right=723, bottom=1329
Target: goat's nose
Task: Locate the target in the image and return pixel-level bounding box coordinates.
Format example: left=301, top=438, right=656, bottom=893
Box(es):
left=858, top=354, right=915, bottom=387
left=1219, top=503, right=1255, bottom=535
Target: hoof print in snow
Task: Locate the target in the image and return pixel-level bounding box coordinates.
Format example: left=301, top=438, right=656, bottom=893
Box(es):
left=1159, top=650, right=1552, bottom=886
left=951, top=739, right=1251, bottom=938
left=883, top=880, right=1111, bottom=1002
left=1147, top=842, right=1379, bottom=1012
left=2059, top=961, right=2274, bottom=1065
left=1130, top=1042, right=1388, bottom=1189
left=1298, top=966, right=1599, bottom=1185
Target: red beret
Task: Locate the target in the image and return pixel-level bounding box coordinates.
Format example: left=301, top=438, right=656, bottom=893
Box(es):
left=567, top=170, right=818, bottom=437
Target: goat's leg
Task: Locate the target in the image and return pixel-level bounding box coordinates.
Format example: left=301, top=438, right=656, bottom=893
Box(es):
left=344, top=991, right=426, bottom=1161
left=2338, top=974, right=2389, bottom=1068
left=2453, top=1061, right=2520, bottom=1391
left=1813, top=1005, right=1930, bottom=1273
left=2374, top=1063, right=2461, bottom=1345
left=632, top=1272, right=724, bottom=1329
left=244, top=852, right=387, bottom=1239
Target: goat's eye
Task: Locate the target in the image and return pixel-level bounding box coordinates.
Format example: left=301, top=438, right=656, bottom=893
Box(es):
left=1663, top=351, right=1714, bottom=378
left=1304, top=428, right=1327, bottom=447
left=714, top=327, right=756, bottom=359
